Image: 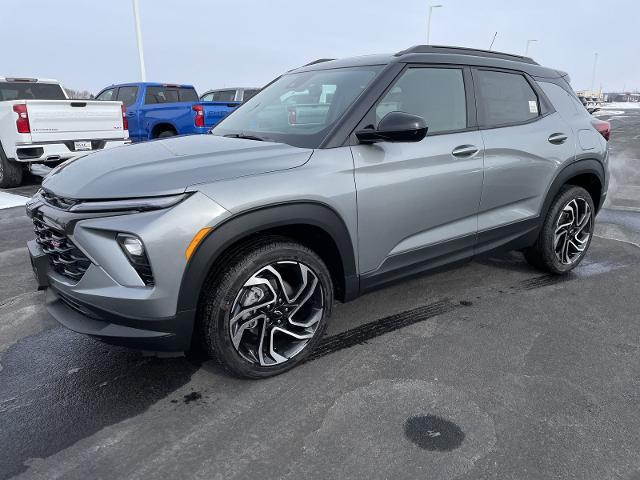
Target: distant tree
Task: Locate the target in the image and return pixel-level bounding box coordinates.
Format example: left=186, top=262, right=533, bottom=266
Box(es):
left=64, top=88, right=94, bottom=99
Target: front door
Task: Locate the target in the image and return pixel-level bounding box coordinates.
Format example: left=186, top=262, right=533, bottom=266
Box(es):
left=351, top=66, right=484, bottom=288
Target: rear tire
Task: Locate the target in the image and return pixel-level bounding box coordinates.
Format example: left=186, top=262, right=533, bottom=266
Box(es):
left=524, top=185, right=595, bottom=274
left=198, top=237, right=333, bottom=379
left=0, top=145, right=23, bottom=188
left=157, top=130, right=176, bottom=138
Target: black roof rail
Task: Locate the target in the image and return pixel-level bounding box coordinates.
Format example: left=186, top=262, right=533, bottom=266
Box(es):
left=395, top=45, right=539, bottom=65
left=302, top=58, right=336, bottom=67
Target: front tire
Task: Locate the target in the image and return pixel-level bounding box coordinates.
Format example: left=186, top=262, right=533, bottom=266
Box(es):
left=199, top=237, right=333, bottom=378
left=525, top=185, right=595, bottom=274
left=0, top=146, right=23, bottom=188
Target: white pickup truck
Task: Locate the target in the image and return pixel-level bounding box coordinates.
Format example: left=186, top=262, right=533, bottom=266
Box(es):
left=0, top=77, right=130, bottom=187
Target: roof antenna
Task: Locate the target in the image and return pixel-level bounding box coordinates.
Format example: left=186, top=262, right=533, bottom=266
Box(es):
left=489, top=32, right=497, bottom=50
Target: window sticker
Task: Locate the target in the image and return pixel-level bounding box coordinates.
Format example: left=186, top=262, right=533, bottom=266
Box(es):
left=529, top=100, right=538, bottom=114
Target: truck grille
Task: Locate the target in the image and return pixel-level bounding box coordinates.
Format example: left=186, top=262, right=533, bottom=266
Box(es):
left=32, top=211, right=91, bottom=282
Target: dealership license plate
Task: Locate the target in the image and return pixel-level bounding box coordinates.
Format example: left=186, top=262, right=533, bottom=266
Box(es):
left=74, top=141, right=92, bottom=151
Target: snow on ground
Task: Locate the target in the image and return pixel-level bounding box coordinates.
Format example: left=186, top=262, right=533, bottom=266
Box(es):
left=0, top=191, right=28, bottom=210
left=601, top=102, right=640, bottom=110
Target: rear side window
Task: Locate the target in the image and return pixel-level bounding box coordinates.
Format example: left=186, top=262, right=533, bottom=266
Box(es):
left=117, top=86, right=138, bottom=106
left=0, top=82, right=66, bottom=101
left=178, top=88, right=198, bottom=102
left=209, top=90, right=236, bottom=102
left=375, top=67, right=467, bottom=134
left=475, top=70, right=539, bottom=127
left=145, top=87, right=180, bottom=104
left=96, top=88, right=116, bottom=101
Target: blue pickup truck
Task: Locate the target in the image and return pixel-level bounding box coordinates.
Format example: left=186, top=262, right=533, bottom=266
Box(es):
left=95, top=83, right=240, bottom=142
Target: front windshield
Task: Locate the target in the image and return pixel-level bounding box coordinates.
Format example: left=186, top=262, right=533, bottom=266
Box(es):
left=211, top=65, right=382, bottom=148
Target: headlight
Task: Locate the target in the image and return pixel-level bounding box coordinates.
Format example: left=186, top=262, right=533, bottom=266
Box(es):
left=68, top=193, right=189, bottom=213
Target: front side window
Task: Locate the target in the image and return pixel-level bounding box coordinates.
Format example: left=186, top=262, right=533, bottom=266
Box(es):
left=96, top=88, right=116, bottom=101
left=212, top=65, right=382, bottom=148
left=375, top=67, right=467, bottom=134
left=117, top=86, right=138, bottom=106
left=242, top=89, right=259, bottom=102
left=475, top=70, right=539, bottom=127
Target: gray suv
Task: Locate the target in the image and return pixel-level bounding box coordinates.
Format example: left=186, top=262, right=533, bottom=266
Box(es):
left=27, top=46, right=609, bottom=378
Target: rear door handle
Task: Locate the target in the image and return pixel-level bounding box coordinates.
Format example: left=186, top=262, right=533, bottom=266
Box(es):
left=548, top=133, right=568, bottom=144
left=451, top=145, right=480, bottom=158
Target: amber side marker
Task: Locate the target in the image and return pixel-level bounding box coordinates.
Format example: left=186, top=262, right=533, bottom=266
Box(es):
left=185, top=227, right=212, bottom=261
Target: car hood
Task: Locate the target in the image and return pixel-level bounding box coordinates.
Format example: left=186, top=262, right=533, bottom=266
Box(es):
left=42, top=135, right=313, bottom=199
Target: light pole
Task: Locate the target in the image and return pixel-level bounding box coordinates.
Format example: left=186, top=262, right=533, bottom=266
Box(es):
left=525, top=39, right=537, bottom=56
left=132, top=0, right=147, bottom=81
left=426, top=4, right=443, bottom=45
left=590, top=52, right=598, bottom=92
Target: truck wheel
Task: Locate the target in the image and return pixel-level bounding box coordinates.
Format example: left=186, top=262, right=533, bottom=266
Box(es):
left=198, top=237, right=333, bottom=378
left=157, top=130, right=176, bottom=138
left=0, top=146, right=24, bottom=188
left=524, top=185, right=595, bottom=274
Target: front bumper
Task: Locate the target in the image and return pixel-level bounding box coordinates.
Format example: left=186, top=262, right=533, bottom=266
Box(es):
left=46, top=287, right=194, bottom=351
left=26, top=191, right=230, bottom=352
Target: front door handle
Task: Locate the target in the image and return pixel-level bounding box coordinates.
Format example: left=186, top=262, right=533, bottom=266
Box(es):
left=548, top=133, right=568, bottom=144
left=451, top=145, right=480, bottom=158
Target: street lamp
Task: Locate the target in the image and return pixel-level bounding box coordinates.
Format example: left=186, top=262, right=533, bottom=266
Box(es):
left=426, top=4, right=443, bottom=45
left=132, top=0, right=147, bottom=81
left=525, top=39, right=537, bottom=56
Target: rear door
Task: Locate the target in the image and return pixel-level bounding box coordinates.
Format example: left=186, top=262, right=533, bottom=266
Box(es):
left=351, top=65, right=484, bottom=285
left=472, top=68, right=575, bottom=250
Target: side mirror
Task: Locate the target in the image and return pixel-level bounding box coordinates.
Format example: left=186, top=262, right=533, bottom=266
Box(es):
left=356, top=111, right=428, bottom=144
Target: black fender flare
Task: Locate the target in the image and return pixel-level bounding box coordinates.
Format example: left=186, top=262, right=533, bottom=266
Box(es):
left=176, top=202, right=359, bottom=316
left=540, top=159, right=606, bottom=217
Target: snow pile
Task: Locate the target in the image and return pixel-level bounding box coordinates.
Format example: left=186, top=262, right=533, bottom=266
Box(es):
left=601, top=102, right=640, bottom=110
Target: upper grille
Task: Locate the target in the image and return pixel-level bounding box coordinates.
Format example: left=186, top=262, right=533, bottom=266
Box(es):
left=32, top=211, right=91, bottom=282
left=40, top=190, right=78, bottom=211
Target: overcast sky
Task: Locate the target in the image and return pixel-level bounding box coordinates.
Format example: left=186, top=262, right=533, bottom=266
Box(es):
left=2, top=0, right=637, bottom=95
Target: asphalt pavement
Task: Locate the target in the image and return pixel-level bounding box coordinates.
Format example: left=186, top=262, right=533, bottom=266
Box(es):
left=1, top=109, right=639, bottom=480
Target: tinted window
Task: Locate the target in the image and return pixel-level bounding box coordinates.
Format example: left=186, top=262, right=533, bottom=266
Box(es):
left=209, top=90, right=236, bottom=102
left=200, top=93, right=213, bottom=101
left=96, top=88, right=116, bottom=101
left=178, top=87, right=198, bottom=102
left=375, top=68, right=467, bottom=134
left=144, top=87, right=180, bottom=104
left=0, top=82, right=66, bottom=101
left=242, top=89, right=259, bottom=102
left=476, top=70, right=539, bottom=127
left=212, top=66, right=381, bottom=149
left=117, top=86, right=138, bottom=106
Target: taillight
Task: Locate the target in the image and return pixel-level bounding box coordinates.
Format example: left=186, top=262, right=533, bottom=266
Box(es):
left=121, top=104, right=128, bottom=131
left=592, top=119, right=610, bottom=141
left=192, top=104, right=204, bottom=127
left=13, top=104, right=30, bottom=134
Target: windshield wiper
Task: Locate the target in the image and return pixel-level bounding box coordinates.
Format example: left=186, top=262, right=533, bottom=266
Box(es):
left=224, top=133, right=266, bottom=142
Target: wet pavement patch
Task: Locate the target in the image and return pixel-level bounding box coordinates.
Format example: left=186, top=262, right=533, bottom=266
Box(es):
left=404, top=415, right=465, bottom=451
left=0, top=327, right=202, bottom=480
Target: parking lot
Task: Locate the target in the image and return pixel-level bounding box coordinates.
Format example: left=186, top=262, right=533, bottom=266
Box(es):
left=1, top=109, right=639, bottom=479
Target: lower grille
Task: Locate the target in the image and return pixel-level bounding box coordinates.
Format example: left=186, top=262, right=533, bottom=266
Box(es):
left=32, top=212, right=91, bottom=282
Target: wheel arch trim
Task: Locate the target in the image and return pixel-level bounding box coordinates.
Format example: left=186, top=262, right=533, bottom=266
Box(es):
left=175, top=201, right=359, bottom=316
left=541, top=159, right=605, bottom=218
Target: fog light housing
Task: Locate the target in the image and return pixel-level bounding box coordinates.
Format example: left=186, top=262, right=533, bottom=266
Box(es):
left=117, top=234, right=154, bottom=286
